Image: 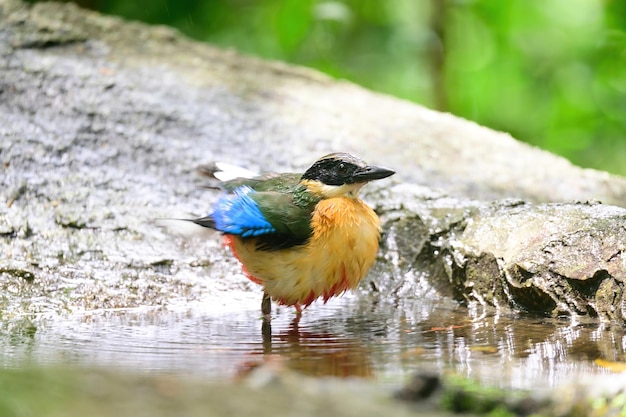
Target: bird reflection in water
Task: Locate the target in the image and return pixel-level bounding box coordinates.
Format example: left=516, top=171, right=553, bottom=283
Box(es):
left=235, top=317, right=373, bottom=379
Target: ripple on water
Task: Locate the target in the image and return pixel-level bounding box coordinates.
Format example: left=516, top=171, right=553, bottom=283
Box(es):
left=0, top=293, right=620, bottom=390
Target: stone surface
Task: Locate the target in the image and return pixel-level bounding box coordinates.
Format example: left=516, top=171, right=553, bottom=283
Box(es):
left=1, top=0, right=625, bottom=323
left=372, top=188, right=626, bottom=322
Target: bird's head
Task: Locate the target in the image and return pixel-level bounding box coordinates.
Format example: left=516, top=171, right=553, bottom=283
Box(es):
left=300, top=153, right=395, bottom=198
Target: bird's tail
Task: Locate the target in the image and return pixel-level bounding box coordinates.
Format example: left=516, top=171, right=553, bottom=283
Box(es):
left=189, top=215, right=216, bottom=229
left=155, top=216, right=217, bottom=230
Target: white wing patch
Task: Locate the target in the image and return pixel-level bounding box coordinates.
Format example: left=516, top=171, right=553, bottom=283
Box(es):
left=213, top=162, right=258, bottom=182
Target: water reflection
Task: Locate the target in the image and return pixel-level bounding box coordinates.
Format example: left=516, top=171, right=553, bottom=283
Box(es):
left=246, top=318, right=374, bottom=378
left=0, top=294, right=622, bottom=389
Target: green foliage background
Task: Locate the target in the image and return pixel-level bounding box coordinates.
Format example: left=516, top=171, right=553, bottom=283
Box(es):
left=36, top=0, right=626, bottom=175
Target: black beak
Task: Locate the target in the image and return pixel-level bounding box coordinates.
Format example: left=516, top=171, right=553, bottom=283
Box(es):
left=351, top=165, right=395, bottom=183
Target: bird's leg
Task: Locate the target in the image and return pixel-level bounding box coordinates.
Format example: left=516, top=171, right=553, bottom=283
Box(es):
left=294, top=303, right=303, bottom=316
left=290, top=307, right=302, bottom=328
left=261, top=291, right=272, bottom=321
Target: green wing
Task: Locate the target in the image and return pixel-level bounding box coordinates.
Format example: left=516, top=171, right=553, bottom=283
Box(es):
left=250, top=191, right=317, bottom=239
left=219, top=173, right=320, bottom=250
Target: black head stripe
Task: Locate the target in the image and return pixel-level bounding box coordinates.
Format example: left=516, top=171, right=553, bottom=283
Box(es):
left=301, top=154, right=366, bottom=185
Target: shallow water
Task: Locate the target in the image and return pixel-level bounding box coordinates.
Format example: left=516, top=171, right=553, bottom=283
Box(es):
left=0, top=291, right=620, bottom=390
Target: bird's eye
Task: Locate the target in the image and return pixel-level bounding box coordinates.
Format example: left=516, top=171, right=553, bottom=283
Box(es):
left=337, top=163, right=348, bottom=175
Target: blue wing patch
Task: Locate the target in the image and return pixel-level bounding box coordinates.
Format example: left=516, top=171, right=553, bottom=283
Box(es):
left=211, top=186, right=276, bottom=237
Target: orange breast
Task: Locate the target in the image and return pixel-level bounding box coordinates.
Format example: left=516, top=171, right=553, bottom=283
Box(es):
left=228, top=196, right=381, bottom=307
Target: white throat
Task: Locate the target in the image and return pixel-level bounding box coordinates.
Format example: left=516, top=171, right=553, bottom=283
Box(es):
left=302, top=180, right=365, bottom=199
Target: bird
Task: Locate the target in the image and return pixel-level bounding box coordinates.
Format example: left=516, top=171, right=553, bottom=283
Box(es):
left=191, top=152, right=395, bottom=319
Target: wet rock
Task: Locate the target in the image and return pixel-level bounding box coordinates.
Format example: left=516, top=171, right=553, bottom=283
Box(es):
left=1, top=0, right=626, bottom=325
left=0, top=267, right=34, bottom=282
left=2, top=0, right=626, bottom=204
left=394, top=372, right=441, bottom=401
left=373, top=187, right=626, bottom=322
